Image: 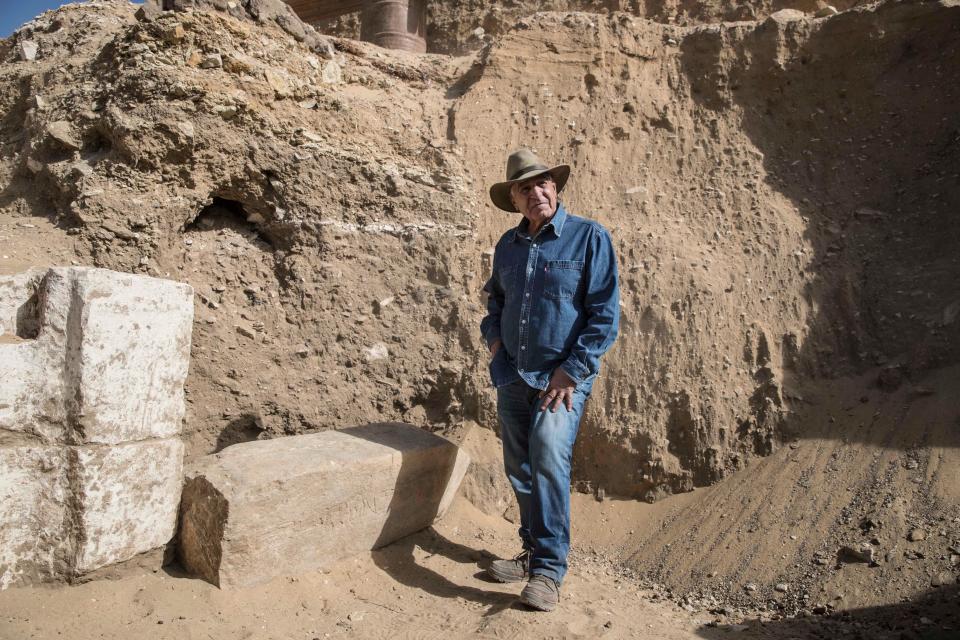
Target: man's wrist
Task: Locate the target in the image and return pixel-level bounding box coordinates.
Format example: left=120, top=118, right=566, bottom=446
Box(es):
left=559, top=361, right=586, bottom=384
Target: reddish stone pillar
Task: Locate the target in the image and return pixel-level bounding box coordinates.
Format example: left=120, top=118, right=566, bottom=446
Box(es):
left=360, top=0, right=427, bottom=53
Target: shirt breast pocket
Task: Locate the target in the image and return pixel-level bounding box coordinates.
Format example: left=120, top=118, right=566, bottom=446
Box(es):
left=543, top=260, right=584, bottom=300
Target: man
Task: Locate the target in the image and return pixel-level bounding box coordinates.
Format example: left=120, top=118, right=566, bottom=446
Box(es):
left=480, top=149, right=619, bottom=611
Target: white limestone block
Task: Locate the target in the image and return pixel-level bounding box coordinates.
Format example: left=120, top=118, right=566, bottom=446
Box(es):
left=178, top=423, right=470, bottom=588
left=0, top=267, right=193, bottom=588
left=73, top=439, right=185, bottom=572
left=0, top=269, right=70, bottom=441
left=0, top=268, right=193, bottom=445
left=0, top=446, right=70, bottom=590
left=64, top=268, right=193, bottom=444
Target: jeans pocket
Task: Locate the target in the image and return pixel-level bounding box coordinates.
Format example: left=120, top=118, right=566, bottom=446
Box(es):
left=543, top=260, right=583, bottom=300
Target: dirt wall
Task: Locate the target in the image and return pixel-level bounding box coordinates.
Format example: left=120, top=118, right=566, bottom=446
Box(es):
left=1, top=0, right=957, bottom=510
left=316, top=0, right=873, bottom=54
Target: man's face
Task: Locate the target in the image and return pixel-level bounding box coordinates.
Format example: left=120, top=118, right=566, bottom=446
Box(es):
left=510, top=174, right=558, bottom=226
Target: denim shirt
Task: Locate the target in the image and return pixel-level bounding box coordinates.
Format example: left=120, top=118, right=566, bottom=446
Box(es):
left=480, top=204, right=619, bottom=393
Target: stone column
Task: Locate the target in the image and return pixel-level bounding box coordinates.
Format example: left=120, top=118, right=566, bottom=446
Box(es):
left=360, top=0, right=427, bottom=53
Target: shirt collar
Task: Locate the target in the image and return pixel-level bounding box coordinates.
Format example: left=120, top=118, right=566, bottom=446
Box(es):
left=509, top=203, right=569, bottom=243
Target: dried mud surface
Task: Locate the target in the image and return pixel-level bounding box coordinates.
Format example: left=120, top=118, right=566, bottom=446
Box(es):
left=0, top=0, right=958, bottom=636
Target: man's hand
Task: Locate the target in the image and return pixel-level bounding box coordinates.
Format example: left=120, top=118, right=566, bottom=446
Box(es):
left=539, top=367, right=576, bottom=413
left=489, top=339, right=502, bottom=358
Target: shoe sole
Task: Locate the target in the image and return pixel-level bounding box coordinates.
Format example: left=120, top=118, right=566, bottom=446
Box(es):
left=519, top=591, right=557, bottom=612
left=486, top=566, right=527, bottom=583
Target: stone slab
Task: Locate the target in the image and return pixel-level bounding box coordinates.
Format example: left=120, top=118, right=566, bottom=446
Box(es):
left=0, top=446, right=70, bottom=590
left=73, top=439, right=185, bottom=573
left=0, top=440, right=184, bottom=587
left=66, top=268, right=193, bottom=444
left=0, top=269, right=70, bottom=441
left=1, top=267, right=192, bottom=588
left=0, top=267, right=193, bottom=445
left=178, top=423, right=470, bottom=588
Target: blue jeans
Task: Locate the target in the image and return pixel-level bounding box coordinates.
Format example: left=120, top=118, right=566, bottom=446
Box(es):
left=497, top=379, right=589, bottom=585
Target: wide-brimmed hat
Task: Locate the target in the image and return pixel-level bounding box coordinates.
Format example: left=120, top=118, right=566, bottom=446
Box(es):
left=489, top=149, right=570, bottom=213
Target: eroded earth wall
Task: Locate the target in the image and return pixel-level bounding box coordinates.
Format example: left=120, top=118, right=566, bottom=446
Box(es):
left=316, top=0, right=873, bottom=54
left=0, top=1, right=957, bottom=512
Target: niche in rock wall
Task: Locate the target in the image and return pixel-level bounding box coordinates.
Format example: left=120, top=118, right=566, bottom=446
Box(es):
left=185, top=197, right=271, bottom=247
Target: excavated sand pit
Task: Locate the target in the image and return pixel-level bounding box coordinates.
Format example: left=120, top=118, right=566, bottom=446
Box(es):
left=0, top=0, right=958, bottom=637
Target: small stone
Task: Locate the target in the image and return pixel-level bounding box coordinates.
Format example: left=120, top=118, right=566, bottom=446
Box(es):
left=374, top=296, right=395, bottom=315
left=321, top=60, right=341, bottom=84
left=265, top=70, right=292, bottom=96
left=931, top=572, right=955, bottom=587
left=595, top=487, right=605, bottom=502
left=295, top=346, right=311, bottom=358
left=363, top=342, right=389, bottom=363
left=775, top=583, right=789, bottom=593
left=236, top=324, right=256, bottom=339
left=162, top=25, right=186, bottom=44
left=903, top=459, right=919, bottom=470
left=18, top=40, right=39, bottom=61
left=134, top=2, right=162, bottom=21
left=744, top=583, right=758, bottom=592
left=199, top=53, right=222, bottom=69
left=46, top=121, right=81, bottom=151
left=214, top=105, right=238, bottom=120
left=908, top=528, right=926, bottom=542
left=768, top=9, right=806, bottom=23
left=837, top=545, right=874, bottom=564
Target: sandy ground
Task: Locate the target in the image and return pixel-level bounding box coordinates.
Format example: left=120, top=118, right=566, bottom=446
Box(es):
left=0, top=498, right=716, bottom=640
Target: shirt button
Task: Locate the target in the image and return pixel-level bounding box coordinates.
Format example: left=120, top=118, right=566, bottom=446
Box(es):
left=520, top=346, right=525, bottom=350
left=525, top=293, right=530, bottom=297
left=521, top=320, right=526, bottom=324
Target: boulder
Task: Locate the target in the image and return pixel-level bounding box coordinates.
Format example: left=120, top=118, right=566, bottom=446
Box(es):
left=178, top=423, right=470, bottom=588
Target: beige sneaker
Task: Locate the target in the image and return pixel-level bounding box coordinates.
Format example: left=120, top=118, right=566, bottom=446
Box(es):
left=485, top=550, right=530, bottom=583
left=519, top=575, right=560, bottom=612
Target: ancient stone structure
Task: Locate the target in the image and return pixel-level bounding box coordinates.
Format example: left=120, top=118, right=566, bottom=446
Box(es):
left=0, top=267, right=193, bottom=589
left=178, top=422, right=469, bottom=588
left=286, top=0, right=427, bottom=51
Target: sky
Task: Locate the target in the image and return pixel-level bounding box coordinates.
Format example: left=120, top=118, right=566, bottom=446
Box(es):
left=0, top=0, right=144, bottom=39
